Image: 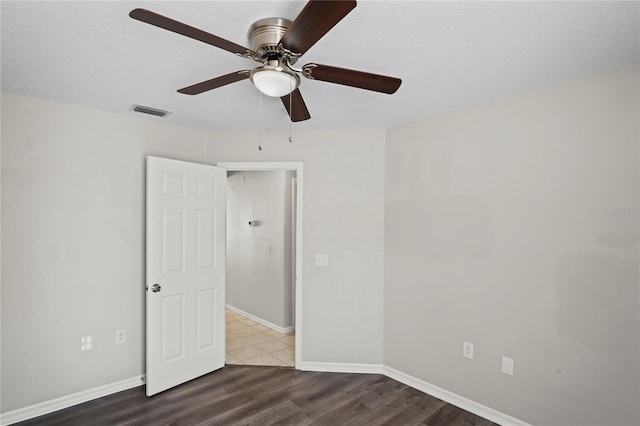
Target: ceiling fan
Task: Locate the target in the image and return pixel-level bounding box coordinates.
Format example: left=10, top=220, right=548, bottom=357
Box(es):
left=129, top=1, right=402, bottom=122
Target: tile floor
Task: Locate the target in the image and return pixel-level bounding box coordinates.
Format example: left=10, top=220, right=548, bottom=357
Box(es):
left=226, top=309, right=295, bottom=367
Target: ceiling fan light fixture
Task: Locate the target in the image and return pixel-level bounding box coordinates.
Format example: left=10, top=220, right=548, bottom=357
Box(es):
left=129, top=2, right=400, bottom=124
left=250, top=63, right=300, bottom=97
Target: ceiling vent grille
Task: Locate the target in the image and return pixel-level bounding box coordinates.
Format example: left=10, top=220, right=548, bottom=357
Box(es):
left=130, top=104, right=171, bottom=118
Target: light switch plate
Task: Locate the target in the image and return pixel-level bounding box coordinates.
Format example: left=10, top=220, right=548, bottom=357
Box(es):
left=315, top=254, right=329, bottom=267
left=501, top=356, right=514, bottom=376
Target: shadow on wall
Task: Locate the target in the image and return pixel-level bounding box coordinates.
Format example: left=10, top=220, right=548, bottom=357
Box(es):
left=385, top=195, right=493, bottom=258
left=554, top=252, right=639, bottom=350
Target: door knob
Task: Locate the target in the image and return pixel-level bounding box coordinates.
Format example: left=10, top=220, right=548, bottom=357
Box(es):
left=151, top=283, right=162, bottom=293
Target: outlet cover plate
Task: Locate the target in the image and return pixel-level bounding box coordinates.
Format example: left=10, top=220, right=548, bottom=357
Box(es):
left=315, top=254, right=329, bottom=267
left=81, top=335, right=93, bottom=351
left=463, top=341, right=474, bottom=359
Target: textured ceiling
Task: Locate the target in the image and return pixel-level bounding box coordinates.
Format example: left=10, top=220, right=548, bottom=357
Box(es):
left=1, top=1, right=638, bottom=130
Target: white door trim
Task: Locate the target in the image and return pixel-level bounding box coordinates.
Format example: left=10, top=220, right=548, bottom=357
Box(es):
left=217, top=161, right=303, bottom=368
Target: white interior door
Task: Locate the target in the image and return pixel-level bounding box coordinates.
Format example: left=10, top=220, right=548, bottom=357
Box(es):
left=146, top=156, right=226, bottom=396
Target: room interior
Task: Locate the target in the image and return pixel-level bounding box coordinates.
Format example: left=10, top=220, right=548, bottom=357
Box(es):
left=1, top=1, right=639, bottom=426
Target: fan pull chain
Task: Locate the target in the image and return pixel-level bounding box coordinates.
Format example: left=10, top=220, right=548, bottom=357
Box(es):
left=289, top=78, right=293, bottom=143
left=258, top=91, right=263, bottom=151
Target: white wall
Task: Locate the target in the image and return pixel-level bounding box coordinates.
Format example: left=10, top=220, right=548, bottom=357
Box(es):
left=4, top=65, right=637, bottom=425
left=384, top=65, right=639, bottom=426
left=207, top=129, right=386, bottom=365
left=226, top=170, right=293, bottom=328
left=0, top=93, right=207, bottom=412
left=0, top=94, right=386, bottom=414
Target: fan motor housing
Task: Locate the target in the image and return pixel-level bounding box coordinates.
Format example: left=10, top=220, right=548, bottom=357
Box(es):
left=248, top=17, right=292, bottom=60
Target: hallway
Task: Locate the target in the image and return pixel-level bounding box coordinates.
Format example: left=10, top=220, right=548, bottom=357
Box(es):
left=226, top=309, right=295, bottom=367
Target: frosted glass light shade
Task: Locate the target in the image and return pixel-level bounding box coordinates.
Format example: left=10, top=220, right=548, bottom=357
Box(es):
left=250, top=67, right=299, bottom=97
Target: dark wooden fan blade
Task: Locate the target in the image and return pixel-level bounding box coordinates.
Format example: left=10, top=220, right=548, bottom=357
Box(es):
left=281, top=89, right=311, bottom=122
left=302, top=63, right=401, bottom=94
left=279, top=1, right=357, bottom=56
left=129, top=8, right=251, bottom=56
left=178, top=71, right=251, bottom=95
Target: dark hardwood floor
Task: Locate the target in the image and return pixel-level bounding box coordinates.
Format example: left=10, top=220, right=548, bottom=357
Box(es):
left=16, top=365, right=498, bottom=425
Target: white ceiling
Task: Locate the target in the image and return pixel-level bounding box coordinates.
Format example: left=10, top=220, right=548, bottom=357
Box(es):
left=2, top=1, right=638, bottom=131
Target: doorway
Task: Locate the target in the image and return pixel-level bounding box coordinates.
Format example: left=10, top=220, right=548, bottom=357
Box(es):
left=218, top=162, right=303, bottom=368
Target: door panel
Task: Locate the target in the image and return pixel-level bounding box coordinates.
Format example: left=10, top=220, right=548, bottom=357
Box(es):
left=146, top=156, right=227, bottom=396
left=161, top=208, right=185, bottom=273
left=196, top=288, right=217, bottom=351
left=161, top=294, right=185, bottom=363
left=196, top=210, right=216, bottom=270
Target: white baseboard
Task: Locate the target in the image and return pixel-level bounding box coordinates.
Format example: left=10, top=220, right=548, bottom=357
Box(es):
left=1, top=365, right=530, bottom=426
left=0, top=375, right=145, bottom=426
left=381, top=366, right=532, bottom=426
left=296, top=362, right=530, bottom=425
left=298, top=361, right=383, bottom=374
left=226, top=304, right=294, bottom=334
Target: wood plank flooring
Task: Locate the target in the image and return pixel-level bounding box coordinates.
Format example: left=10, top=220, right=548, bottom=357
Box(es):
left=16, top=365, right=498, bottom=426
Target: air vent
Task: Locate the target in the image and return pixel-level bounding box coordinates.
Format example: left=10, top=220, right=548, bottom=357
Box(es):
left=130, top=104, right=171, bottom=118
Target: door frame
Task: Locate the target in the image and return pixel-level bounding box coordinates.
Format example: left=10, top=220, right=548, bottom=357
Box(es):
left=217, top=161, right=303, bottom=367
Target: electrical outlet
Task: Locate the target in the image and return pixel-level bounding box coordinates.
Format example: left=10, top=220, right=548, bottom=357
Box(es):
left=315, top=254, right=329, bottom=267
left=501, top=356, right=514, bottom=376
left=81, top=335, right=93, bottom=351
left=463, top=341, right=474, bottom=359
left=116, top=330, right=127, bottom=345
